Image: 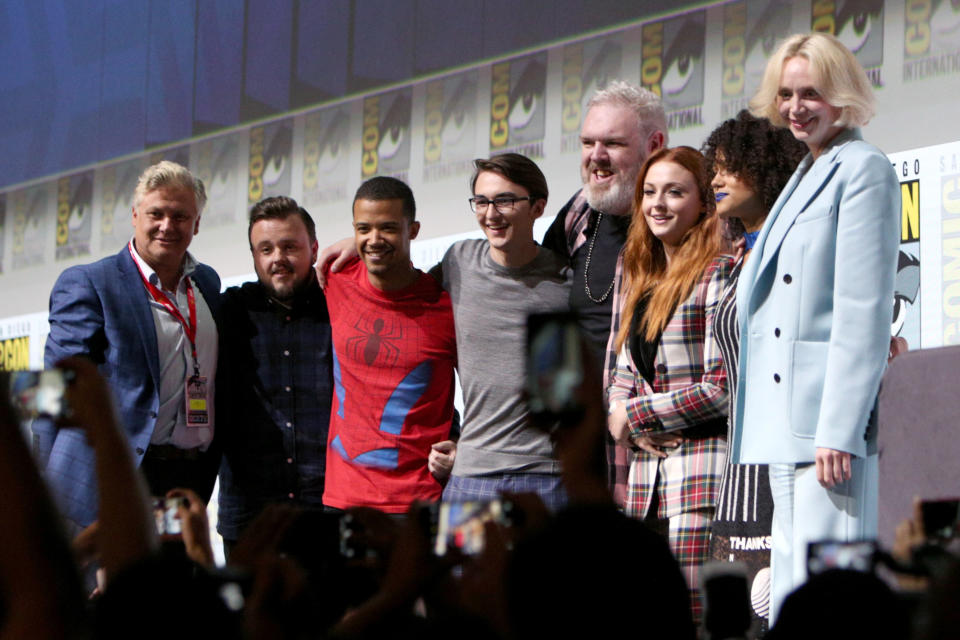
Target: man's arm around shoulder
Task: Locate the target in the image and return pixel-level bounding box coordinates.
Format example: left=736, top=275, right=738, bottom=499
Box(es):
left=540, top=190, right=585, bottom=258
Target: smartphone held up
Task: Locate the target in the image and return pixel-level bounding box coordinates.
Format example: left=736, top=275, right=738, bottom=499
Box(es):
left=525, top=312, right=587, bottom=431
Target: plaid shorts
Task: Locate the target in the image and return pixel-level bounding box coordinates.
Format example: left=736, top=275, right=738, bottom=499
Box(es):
left=442, top=473, right=568, bottom=512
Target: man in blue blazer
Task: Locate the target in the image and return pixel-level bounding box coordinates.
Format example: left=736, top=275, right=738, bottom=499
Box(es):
left=37, top=161, right=223, bottom=531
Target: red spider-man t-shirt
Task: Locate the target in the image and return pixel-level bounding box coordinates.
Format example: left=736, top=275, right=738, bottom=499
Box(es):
left=322, top=258, right=456, bottom=512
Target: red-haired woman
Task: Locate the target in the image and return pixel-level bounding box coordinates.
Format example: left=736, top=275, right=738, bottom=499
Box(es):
left=607, top=146, right=733, bottom=620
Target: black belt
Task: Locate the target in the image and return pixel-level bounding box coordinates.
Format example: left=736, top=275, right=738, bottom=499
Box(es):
left=144, top=443, right=203, bottom=462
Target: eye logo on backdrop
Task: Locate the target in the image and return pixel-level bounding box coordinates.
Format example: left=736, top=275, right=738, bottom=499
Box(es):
left=249, top=120, right=293, bottom=205
left=422, top=70, right=478, bottom=183
left=903, top=0, right=960, bottom=81
left=812, top=0, right=885, bottom=87
left=721, top=0, right=793, bottom=118
left=641, top=11, right=706, bottom=130
left=361, top=89, right=413, bottom=182
left=99, top=158, right=143, bottom=249
left=11, top=185, right=48, bottom=271
left=55, top=172, right=93, bottom=261
left=302, top=104, right=351, bottom=207
left=192, top=132, right=241, bottom=227
left=489, top=52, right=547, bottom=158
left=560, top=37, right=623, bottom=153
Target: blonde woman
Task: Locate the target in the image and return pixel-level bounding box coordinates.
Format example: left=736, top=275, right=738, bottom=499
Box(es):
left=733, top=32, right=899, bottom=620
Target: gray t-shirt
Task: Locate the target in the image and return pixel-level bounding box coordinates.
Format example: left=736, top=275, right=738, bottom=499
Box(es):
left=438, top=239, right=572, bottom=476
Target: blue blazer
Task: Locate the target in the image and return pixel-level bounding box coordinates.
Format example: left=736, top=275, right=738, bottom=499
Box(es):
left=731, top=128, right=899, bottom=464
left=37, top=245, right=222, bottom=528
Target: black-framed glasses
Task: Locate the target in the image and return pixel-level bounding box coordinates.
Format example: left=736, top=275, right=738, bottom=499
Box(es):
left=468, top=196, right=535, bottom=214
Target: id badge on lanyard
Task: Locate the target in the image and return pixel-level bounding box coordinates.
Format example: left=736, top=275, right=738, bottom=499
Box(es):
left=130, top=243, right=210, bottom=427
left=186, top=375, right=209, bottom=425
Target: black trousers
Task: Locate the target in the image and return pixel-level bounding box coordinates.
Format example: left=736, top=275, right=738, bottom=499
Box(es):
left=140, top=445, right=214, bottom=501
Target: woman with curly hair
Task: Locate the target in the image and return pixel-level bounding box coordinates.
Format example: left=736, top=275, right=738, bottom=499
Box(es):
left=701, top=110, right=807, bottom=631
left=606, top=146, right=733, bottom=621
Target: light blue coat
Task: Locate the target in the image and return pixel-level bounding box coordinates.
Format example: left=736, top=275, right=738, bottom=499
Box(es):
left=731, top=128, right=899, bottom=464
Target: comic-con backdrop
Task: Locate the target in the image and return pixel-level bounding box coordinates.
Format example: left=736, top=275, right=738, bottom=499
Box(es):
left=2, top=0, right=959, bottom=358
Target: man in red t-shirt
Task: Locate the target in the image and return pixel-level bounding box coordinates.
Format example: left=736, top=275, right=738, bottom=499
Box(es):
left=321, top=177, right=457, bottom=513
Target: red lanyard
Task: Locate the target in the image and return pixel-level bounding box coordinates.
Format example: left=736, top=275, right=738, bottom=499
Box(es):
left=129, top=243, right=201, bottom=376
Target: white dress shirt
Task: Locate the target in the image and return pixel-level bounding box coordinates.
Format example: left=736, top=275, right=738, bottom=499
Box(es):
left=129, top=241, right=218, bottom=450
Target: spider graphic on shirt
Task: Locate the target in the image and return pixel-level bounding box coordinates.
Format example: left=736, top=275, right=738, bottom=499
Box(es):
left=346, top=316, right=402, bottom=366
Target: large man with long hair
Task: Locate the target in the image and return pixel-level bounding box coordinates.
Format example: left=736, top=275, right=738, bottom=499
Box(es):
left=541, top=80, right=668, bottom=506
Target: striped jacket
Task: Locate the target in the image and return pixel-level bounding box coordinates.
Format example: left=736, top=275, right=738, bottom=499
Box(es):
left=608, top=255, right=733, bottom=519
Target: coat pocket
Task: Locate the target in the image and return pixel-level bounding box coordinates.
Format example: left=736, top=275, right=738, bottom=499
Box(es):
left=788, top=340, right=829, bottom=438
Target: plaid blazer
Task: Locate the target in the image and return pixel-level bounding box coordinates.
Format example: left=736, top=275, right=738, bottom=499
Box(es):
left=608, top=255, right=733, bottom=519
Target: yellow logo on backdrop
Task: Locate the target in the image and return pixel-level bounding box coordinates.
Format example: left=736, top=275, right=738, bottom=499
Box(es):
left=812, top=0, right=836, bottom=34
left=56, top=177, right=70, bottom=246
left=362, top=96, right=380, bottom=177
left=902, top=180, right=921, bottom=242
left=945, top=176, right=960, bottom=216
left=561, top=45, right=583, bottom=133
left=11, top=191, right=26, bottom=256
left=490, top=63, right=510, bottom=148
left=941, top=174, right=960, bottom=344
left=248, top=127, right=265, bottom=203
left=905, top=0, right=932, bottom=57
left=101, top=167, right=116, bottom=236
left=641, top=22, right=664, bottom=97
left=424, top=81, right=444, bottom=164
left=722, top=1, right=747, bottom=97
left=303, top=112, right=322, bottom=189
left=0, top=337, right=29, bottom=372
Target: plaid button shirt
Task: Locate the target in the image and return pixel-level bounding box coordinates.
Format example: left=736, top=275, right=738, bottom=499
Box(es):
left=544, top=189, right=633, bottom=506
left=607, top=256, right=733, bottom=519
left=217, top=277, right=333, bottom=540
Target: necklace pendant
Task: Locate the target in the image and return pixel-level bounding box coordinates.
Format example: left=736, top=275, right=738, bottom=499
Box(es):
left=583, top=211, right=616, bottom=304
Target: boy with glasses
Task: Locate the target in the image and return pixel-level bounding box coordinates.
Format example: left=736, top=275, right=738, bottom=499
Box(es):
left=434, top=153, right=572, bottom=509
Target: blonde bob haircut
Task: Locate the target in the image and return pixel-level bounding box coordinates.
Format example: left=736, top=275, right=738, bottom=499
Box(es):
left=749, top=32, right=875, bottom=129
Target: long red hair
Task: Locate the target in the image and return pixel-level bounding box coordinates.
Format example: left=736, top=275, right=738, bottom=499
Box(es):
left=615, top=146, right=721, bottom=350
